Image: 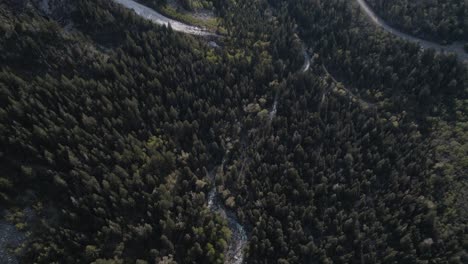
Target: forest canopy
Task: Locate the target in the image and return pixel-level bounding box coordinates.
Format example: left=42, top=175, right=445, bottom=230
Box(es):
left=365, top=0, right=468, bottom=43
left=0, top=0, right=466, bottom=263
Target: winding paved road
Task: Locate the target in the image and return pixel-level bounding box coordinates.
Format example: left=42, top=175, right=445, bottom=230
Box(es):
left=356, top=0, right=468, bottom=62
left=112, top=0, right=214, bottom=36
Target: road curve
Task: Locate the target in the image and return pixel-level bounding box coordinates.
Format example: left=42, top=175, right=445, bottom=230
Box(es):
left=356, top=0, right=468, bottom=62
left=112, top=0, right=214, bottom=36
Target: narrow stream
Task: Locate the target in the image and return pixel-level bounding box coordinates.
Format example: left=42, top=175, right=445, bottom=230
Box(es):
left=109, top=1, right=245, bottom=262
left=207, top=160, right=247, bottom=264
left=356, top=0, right=468, bottom=62
left=0, top=210, right=28, bottom=264
left=268, top=97, right=278, bottom=122
left=109, top=2, right=313, bottom=263
left=300, top=49, right=311, bottom=73
left=0, top=221, right=23, bottom=264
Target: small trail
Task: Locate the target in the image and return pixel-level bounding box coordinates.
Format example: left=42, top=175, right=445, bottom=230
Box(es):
left=356, top=0, right=468, bottom=63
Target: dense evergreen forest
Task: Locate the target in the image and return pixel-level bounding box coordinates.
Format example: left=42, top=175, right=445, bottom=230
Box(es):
left=0, top=0, right=466, bottom=263
left=364, top=0, right=468, bottom=43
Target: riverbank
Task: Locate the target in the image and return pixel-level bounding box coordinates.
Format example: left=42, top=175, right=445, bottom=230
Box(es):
left=112, top=0, right=214, bottom=36
left=137, top=0, right=220, bottom=33
left=162, top=0, right=220, bottom=31
left=158, top=5, right=219, bottom=31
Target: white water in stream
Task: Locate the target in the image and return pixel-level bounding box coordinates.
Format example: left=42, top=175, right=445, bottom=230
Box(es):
left=356, top=0, right=468, bottom=62
left=39, top=0, right=51, bottom=15
left=300, top=49, right=311, bottom=72
left=0, top=208, right=33, bottom=264
left=0, top=220, right=24, bottom=264
left=269, top=98, right=278, bottom=122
